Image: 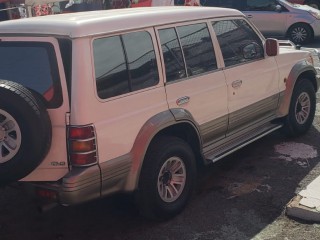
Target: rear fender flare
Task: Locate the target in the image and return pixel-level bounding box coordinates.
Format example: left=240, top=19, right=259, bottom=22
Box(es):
left=124, top=109, right=201, bottom=191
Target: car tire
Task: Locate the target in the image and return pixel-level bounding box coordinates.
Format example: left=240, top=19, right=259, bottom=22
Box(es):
left=0, top=80, right=52, bottom=186
left=283, top=80, right=316, bottom=137
left=136, top=136, right=196, bottom=220
left=287, top=23, right=313, bottom=44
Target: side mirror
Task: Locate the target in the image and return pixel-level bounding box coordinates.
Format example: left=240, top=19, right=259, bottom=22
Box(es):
left=275, top=4, right=282, bottom=12
left=242, top=42, right=263, bottom=59
left=265, top=38, right=279, bottom=56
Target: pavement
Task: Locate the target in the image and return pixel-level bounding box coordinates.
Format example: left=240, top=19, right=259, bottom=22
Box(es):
left=286, top=171, right=320, bottom=222
left=286, top=83, right=320, bottom=223
left=285, top=69, right=320, bottom=222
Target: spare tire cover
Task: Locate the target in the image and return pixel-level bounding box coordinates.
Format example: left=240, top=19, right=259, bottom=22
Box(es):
left=0, top=80, right=52, bottom=186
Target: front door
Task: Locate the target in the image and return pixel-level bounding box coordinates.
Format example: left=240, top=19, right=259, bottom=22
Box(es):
left=211, top=19, right=280, bottom=135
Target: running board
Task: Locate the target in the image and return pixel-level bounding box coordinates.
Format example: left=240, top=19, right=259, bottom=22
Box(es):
left=204, top=123, right=283, bottom=164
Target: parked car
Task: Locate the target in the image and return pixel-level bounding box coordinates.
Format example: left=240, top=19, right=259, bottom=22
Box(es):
left=200, top=0, right=320, bottom=44
left=287, top=0, right=320, bottom=9
left=0, top=6, right=319, bottom=220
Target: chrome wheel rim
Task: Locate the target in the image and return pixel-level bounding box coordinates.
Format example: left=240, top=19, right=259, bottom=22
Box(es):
left=157, top=156, right=186, bottom=203
left=295, top=92, right=311, bottom=125
left=0, top=110, right=22, bottom=164
left=291, top=27, right=308, bottom=43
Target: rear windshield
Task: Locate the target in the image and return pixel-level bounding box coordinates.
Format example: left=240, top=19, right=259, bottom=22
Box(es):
left=0, top=41, right=62, bottom=108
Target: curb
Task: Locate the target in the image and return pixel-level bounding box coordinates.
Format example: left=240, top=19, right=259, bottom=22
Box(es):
left=286, top=176, right=320, bottom=222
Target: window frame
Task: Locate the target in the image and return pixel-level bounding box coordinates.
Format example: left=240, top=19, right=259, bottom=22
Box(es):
left=209, top=17, right=266, bottom=69
left=155, top=19, right=222, bottom=85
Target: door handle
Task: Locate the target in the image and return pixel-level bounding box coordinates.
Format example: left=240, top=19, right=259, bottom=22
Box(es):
left=232, top=80, right=242, bottom=89
left=247, top=15, right=253, bottom=18
left=176, top=96, right=190, bottom=106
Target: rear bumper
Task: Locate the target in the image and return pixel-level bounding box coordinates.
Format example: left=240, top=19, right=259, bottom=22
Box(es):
left=27, top=165, right=101, bottom=207
left=27, top=157, right=132, bottom=207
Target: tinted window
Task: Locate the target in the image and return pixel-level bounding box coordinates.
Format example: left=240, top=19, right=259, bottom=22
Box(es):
left=0, top=42, right=62, bottom=108
left=122, top=32, right=159, bottom=91
left=159, top=28, right=186, bottom=82
left=94, top=36, right=129, bottom=99
left=159, top=23, right=217, bottom=82
left=245, top=0, right=279, bottom=11
left=212, top=19, right=264, bottom=67
left=94, top=31, right=159, bottom=99
left=177, top=23, right=217, bottom=76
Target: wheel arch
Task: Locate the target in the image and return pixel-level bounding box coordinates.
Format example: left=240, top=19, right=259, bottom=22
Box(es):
left=277, top=61, right=318, bottom=117
left=124, top=109, right=203, bottom=191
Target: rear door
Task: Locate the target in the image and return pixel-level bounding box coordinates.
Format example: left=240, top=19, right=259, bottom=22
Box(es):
left=156, top=21, right=229, bottom=146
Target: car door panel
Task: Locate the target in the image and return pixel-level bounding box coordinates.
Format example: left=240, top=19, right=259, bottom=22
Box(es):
left=157, top=23, right=229, bottom=145
left=244, top=11, right=288, bottom=37
left=224, top=58, right=280, bottom=134
left=211, top=19, right=280, bottom=136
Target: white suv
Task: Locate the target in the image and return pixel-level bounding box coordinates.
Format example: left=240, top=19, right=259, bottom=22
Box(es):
left=0, top=7, right=319, bottom=220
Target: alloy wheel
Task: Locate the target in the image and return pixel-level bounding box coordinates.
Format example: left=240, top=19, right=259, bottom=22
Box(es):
left=0, top=109, right=21, bottom=163
left=157, top=156, right=186, bottom=203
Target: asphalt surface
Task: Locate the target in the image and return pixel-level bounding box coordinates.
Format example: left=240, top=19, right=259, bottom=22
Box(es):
left=0, top=43, right=320, bottom=240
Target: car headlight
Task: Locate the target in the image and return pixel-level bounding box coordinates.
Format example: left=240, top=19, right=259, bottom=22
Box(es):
left=309, top=10, right=320, bottom=19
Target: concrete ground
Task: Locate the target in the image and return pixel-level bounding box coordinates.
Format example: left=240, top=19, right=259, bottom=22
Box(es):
left=286, top=175, right=320, bottom=222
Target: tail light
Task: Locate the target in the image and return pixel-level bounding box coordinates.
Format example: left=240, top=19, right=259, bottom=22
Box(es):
left=35, top=188, right=57, bottom=200
left=67, top=125, right=98, bottom=166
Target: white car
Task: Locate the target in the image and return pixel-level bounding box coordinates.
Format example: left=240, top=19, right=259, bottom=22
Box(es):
left=201, top=0, right=320, bottom=44
left=0, top=7, right=319, bottom=220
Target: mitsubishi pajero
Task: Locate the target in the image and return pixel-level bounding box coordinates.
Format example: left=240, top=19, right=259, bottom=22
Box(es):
left=0, top=6, right=319, bottom=220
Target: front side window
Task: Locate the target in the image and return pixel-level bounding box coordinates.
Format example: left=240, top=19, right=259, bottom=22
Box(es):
left=93, top=31, right=159, bottom=99
left=0, top=41, right=62, bottom=108
left=212, top=19, right=264, bottom=67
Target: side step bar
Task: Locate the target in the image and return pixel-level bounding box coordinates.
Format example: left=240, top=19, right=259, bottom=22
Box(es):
left=204, top=123, right=283, bottom=164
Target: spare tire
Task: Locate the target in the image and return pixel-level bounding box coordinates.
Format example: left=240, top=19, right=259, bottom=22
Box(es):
left=0, top=80, right=52, bottom=186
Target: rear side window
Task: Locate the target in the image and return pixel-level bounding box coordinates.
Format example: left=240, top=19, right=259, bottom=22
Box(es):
left=177, top=23, right=217, bottom=77
left=212, top=19, right=264, bottom=67
left=0, top=41, right=62, bottom=108
left=159, top=23, right=217, bottom=82
left=93, top=31, right=159, bottom=99
left=159, top=28, right=186, bottom=82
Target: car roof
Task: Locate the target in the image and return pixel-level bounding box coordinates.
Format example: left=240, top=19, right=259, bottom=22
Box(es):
left=0, top=6, right=243, bottom=38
